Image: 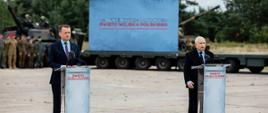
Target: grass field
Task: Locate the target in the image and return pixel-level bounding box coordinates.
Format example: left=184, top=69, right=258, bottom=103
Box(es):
left=209, top=41, right=268, bottom=54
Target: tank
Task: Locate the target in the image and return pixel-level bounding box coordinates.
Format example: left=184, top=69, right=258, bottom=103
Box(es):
left=179, top=5, right=220, bottom=26
left=179, top=5, right=220, bottom=52
left=2, top=2, right=85, bottom=46
left=3, top=2, right=57, bottom=42
left=0, top=1, right=88, bottom=69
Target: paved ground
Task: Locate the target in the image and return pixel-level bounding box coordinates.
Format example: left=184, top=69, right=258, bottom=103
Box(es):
left=0, top=68, right=267, bottom=113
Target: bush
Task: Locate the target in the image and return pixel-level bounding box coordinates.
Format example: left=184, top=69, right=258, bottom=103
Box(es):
left=249, top=26, right=268, bottom=43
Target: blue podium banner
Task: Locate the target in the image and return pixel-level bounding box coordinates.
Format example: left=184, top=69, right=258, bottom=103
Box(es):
left=65, top=67, right=90, bottom=113
left=204, top=65, right=226, bottom=113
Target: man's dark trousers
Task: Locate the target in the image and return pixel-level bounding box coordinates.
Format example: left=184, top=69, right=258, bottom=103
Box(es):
left=188, top=87, right=198, bottom=113
left=52, top=83, right=61, bottom=113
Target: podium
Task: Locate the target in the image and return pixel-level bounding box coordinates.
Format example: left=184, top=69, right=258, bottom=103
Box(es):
left=61, top=66, right=90, bottom=113
left=192, top=64, right=229, bottom=113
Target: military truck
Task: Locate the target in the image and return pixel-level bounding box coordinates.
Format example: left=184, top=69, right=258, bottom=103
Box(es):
left=81, top=0, right=268, bottom=73
left=83, top=0, right=214, bottom=70
left=216, top=54, right=268, bottom=73
left=82, top=0, right=179, bottom=70
left=178, top=6, right=268, bottom=73
left=82, top=0, right=220, bottom=71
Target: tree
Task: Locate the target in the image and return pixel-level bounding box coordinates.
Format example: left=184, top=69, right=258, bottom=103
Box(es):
left=223, top=0, right=268, bottom=42
left=179, top=1, right=222, bottom=42
left=0, top=0, right=16, bottom=32
left=225, top=0, right=268, bottom=28
left=1, top=0, right=88, bottom=33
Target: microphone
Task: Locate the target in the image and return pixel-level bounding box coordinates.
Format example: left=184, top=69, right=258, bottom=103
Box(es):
left=66, top=51, right=76, bottom=66
left=53, top=51, right=75, bottom=71
left=67, top=51, right=87, bottom=66
left=53, top=51, right=86, bottom=71
left=68, top=51, right=76, bottom=60
left=205, top=54, right=210, bottom=60
left=205, top=54, right=214, bottom=63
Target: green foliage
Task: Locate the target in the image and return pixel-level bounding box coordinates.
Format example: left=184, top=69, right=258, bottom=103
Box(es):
left=180, top=0, right=268, bottom=43
left=180, top=6, right=223, bottom=42
left=1, top=0, right=267, bottom=43
left=0, top=0, right=16, bottom=31
left=249, top=26, right=268, bottom=43
left=0, top=0, right=88, bottom=33
left=221, top=0, right=268, bottom=42
left=225, top=0, right=268, bottom=27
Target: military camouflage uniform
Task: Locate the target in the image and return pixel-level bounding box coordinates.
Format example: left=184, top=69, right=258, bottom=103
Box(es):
left=7, top=37, right=17, bottom=69
left=0, top=37, right=4, bottom=68
left=2, top=38, right=9, bottom=68
left=27, top=38, right=36, bottom=68
left=17, top=35, right=28, bottom=68
left=34, top=39, right=46, bottom=68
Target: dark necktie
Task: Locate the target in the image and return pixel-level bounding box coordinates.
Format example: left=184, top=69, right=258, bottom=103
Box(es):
left=64, top=42, right=69, bottom=59
left=199, top=52, right=204, bottom=64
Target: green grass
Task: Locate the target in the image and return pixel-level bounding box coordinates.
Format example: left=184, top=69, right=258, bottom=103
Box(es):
left=81, top=41, right=268, bottom=54
left=209, top=41, right=268, bottom=54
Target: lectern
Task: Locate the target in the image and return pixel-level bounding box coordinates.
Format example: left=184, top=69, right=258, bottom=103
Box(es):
left=192, top=64, right=229, bottom=113
left=61, top=66, right=90, bottom=113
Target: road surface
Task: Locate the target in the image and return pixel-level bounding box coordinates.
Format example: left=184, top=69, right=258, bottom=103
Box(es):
left=0, top=68, right=267, bottom=113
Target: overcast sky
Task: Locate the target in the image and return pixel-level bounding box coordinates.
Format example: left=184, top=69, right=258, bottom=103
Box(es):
left=185, top=0, right=226, bottom=12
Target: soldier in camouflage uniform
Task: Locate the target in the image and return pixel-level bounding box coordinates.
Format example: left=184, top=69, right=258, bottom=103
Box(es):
left=2, top=37, right=9, bottom=68
left=17, top=35, right=27, bottom=68
left=27, top=37, right=36, bottom=68
left=0, top=35, right=4, bottom=68
left=7, top=36, right=18, bottom=69
left=34, top=37, right=46, bottom=68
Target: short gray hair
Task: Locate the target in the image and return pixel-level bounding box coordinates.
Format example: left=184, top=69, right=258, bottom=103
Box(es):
left=195, top=36, right=206, bottom=44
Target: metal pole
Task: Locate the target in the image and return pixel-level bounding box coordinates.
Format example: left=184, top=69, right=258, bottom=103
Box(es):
left=198, top=68, right=204, bottom=113
left=61, top=68, right=66, bottom=113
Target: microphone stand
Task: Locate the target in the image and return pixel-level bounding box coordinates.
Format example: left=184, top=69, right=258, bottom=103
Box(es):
left=53, top=51, right=75, bottom=71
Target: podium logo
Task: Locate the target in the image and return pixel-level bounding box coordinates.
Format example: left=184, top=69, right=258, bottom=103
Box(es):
left=205, top=70, right=225, bottom=79
left=68, top=74, right=89, bottom=80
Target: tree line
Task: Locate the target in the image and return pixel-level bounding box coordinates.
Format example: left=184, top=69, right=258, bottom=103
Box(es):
left=0, top=0, right=267, bottom=43
left=180, top=0, right=268, bottom=43
left=0, top=0, right=88, bottom=35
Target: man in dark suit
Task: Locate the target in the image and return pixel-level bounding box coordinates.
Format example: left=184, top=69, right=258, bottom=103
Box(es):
left=48, top=24, right=81, bottom=113
left=183, top=36, right=214, bottom=113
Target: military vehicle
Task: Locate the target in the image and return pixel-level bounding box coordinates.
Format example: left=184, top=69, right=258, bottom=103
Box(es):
left=1, top=2, right=85, bottom=67
left=177, top=5, right=268, bottom=73
left=82, top=0, right=268, bottom=73
left=179, top=5, right=220, bottom=51
left=0, top=2, right=57, bottom=67
left=2, top=2, right=57, bottom=41
left=83, top=0, right=216, bottom=71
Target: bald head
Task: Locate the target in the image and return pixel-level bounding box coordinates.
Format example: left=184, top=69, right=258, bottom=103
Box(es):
left=195, top=36, right=206, bottom=51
